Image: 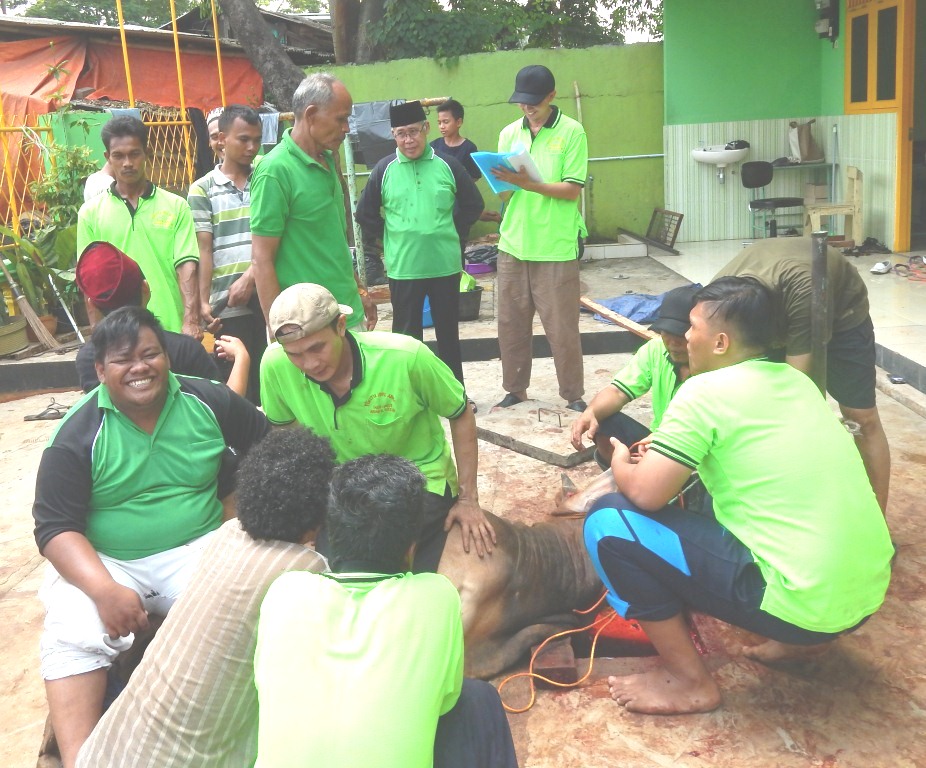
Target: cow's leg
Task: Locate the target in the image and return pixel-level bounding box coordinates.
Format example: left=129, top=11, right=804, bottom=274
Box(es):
left=554, top=470, right=617, bottom=516
left=464, top=619, right=581, bottom=679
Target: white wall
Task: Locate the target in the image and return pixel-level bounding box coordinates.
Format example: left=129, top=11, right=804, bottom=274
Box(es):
left=665, top=113, right=897, bottom=246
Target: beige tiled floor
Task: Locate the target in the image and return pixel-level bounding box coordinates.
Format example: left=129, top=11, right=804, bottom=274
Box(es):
left=651, top=239, right=926, bottom=370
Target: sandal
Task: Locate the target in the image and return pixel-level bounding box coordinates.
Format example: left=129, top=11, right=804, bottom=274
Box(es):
left=24, top=399, right=71, bottom=422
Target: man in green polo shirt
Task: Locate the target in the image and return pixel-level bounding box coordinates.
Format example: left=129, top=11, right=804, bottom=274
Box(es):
left=77, top=116, right=201, bottom=337
left=356, top=100, right=483, bottom=397
left=33, top=306, right=269, bottom=767
left=490, top=64, right=589, bottom=412
left=250, top=72, right=377, bottom=330
left=715, top=237, right=890, bottom=514
left=572, top=284, right=700, bottom=468
left=584, top=277, right=892, bottom=715
left=254, top=455, right=518, bottom=768
left=260, top=282, right=495, bottom=572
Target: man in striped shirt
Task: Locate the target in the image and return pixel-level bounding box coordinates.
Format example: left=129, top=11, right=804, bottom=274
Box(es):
left=188, top=104, right=266, bottom=404
left=75, top=428, right=334, bottom=768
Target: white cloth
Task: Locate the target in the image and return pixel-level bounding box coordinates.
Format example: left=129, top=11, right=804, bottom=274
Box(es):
left=83, top=170, right=114, bottom=202
left=39, top=530, right=214, bottom=680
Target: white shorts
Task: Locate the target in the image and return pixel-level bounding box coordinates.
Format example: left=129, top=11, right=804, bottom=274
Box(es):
left=39, top=531, right=215, bottom=681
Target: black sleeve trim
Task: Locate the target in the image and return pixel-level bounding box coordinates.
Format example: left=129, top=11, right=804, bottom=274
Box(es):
left=32, top=397, right=102, bottom=553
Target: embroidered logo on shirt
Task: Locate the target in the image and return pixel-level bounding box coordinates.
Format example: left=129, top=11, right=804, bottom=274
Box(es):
left=364, top=392, right=396, bottom=415
left=151, top=211, right=177, bottom=229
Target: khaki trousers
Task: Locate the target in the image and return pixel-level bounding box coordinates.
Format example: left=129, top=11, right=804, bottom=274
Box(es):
left=497, top=251, right=584, bottom=402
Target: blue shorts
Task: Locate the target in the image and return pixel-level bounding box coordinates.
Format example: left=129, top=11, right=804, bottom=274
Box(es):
left=584, top=493, right=864, bottom=646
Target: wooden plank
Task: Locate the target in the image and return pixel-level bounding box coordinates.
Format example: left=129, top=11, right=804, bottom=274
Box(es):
left=579, top=296, right=657, bottom=341
left=477, top=400, right=594, bottom=468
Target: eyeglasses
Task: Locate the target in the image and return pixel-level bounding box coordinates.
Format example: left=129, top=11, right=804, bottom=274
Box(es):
left=393, top=126, right=425, bottom=141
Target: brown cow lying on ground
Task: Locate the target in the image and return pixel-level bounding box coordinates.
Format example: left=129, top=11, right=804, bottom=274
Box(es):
left=439, top=471, right=615, bottom=678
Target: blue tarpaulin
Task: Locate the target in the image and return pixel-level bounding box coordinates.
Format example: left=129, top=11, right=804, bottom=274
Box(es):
left=587, top=285, right=702, bottom=325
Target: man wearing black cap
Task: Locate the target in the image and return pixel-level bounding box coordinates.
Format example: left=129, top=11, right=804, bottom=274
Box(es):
left=356, top=101, right=483, bottom=397
left=572, top=285, right=700, bottom=469
left=490, top=64, right=589, bottom=413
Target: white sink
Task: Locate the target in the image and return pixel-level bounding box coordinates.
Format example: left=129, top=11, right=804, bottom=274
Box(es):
left=691, top=145, right=749, bottom=168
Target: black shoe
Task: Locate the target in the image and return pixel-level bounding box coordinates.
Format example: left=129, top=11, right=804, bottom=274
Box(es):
left=566, top=399, right=587, bottom=412
left=495, top=393, right=524, bottom=408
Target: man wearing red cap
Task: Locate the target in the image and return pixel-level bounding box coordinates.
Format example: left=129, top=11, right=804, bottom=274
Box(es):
left=74, top=242, right=225, bottom=394
left=356, top=100, right=483, bottom=398
left=491, top=64, right=588, bottom=413
left=76, top=116, right=201, bottom=338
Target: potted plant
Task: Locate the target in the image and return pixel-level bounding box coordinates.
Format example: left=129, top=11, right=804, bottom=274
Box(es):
left=0, top=279, right=29, bottom=357
left=0, top=226, right=59, bottom=341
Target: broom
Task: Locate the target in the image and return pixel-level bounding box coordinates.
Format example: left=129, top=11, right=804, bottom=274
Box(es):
left=0, top=258, right=61, bottom=350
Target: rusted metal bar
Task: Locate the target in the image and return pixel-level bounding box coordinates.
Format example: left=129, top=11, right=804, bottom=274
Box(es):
left=811, top=230, right=829, bottom=394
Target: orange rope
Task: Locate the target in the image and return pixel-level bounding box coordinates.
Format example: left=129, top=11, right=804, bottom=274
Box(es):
left=497, top=609, right=618, bottom=714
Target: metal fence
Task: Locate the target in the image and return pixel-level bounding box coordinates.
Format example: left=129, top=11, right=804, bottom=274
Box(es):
left=0, top=107, right=201, bottom=238
left=0, top=114, right=53, bottom=238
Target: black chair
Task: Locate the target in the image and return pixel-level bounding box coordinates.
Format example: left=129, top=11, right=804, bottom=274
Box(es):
left=741, top=161, right=804, bottom=238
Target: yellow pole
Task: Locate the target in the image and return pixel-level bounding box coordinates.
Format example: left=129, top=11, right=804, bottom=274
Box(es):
left=0, top=92, right=23, bottom=236
left=114, top=0, right=136, bottom=106
left=168, top=0, right=195, bottom=184
left=210, top=0, right=227, bottom=107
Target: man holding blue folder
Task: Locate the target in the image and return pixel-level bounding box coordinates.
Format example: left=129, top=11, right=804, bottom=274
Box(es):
left=490, top=65, right=589, bottom=412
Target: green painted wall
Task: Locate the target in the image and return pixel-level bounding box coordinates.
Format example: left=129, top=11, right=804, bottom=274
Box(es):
left=310, top=44, right=665, bottom=238
left=664, top=0, right=846, bottom=125
left=44, top=111, right=109, bottom=165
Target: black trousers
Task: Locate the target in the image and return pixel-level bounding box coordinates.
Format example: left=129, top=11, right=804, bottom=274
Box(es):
left=214, top=295, right=267, bottom=406
left=390, top=274, right=464, bottom=386
left=435, top=679, right=519, bottom=768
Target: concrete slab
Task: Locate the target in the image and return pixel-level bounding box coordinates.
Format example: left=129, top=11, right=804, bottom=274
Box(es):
left=477, top=400, right=593, bottom=468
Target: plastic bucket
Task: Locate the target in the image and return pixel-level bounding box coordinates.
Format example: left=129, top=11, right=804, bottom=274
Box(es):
left=458, top=286, right=483, bottom=322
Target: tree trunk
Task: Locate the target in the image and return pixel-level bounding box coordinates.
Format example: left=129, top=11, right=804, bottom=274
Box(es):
left=355, top=0, right=385, bottom=63
left=216, top=0, right=306, bottom=110
left=331, top=0, right=360, bottom=64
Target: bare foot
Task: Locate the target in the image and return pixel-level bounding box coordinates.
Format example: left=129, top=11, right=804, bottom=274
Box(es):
left=742, top=639, right=830, bottom=664
left=607, top=668, right=722, bottom=714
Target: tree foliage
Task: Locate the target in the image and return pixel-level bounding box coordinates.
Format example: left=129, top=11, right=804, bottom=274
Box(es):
left=21, top=0, right=322, bottom=28
left=340, top=0, right=662, bottom=63
left=24, top=0, right=197, bottom=27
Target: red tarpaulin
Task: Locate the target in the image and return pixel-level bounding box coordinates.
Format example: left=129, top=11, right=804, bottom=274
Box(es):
left=0, top=34, right=263, bottom=225
left=77, top=41, right=263, bottom=112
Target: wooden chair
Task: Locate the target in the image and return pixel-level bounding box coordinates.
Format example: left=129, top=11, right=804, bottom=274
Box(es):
left=804, top=166, right=863, bottom=243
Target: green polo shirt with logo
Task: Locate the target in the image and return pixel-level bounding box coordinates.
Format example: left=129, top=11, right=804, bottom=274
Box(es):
left=250, top=129, right=363, bottom=328
left=612, top=337, right=684, bottom=431
left=650, top=359, right=892, bottom=633
left=33, top=373, right=270, bottom=560
left=260, top=331, right=467, bottom=496
left=497, top=106, right=588, bottom=262
left=77, top=184, right=198, bottom=333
